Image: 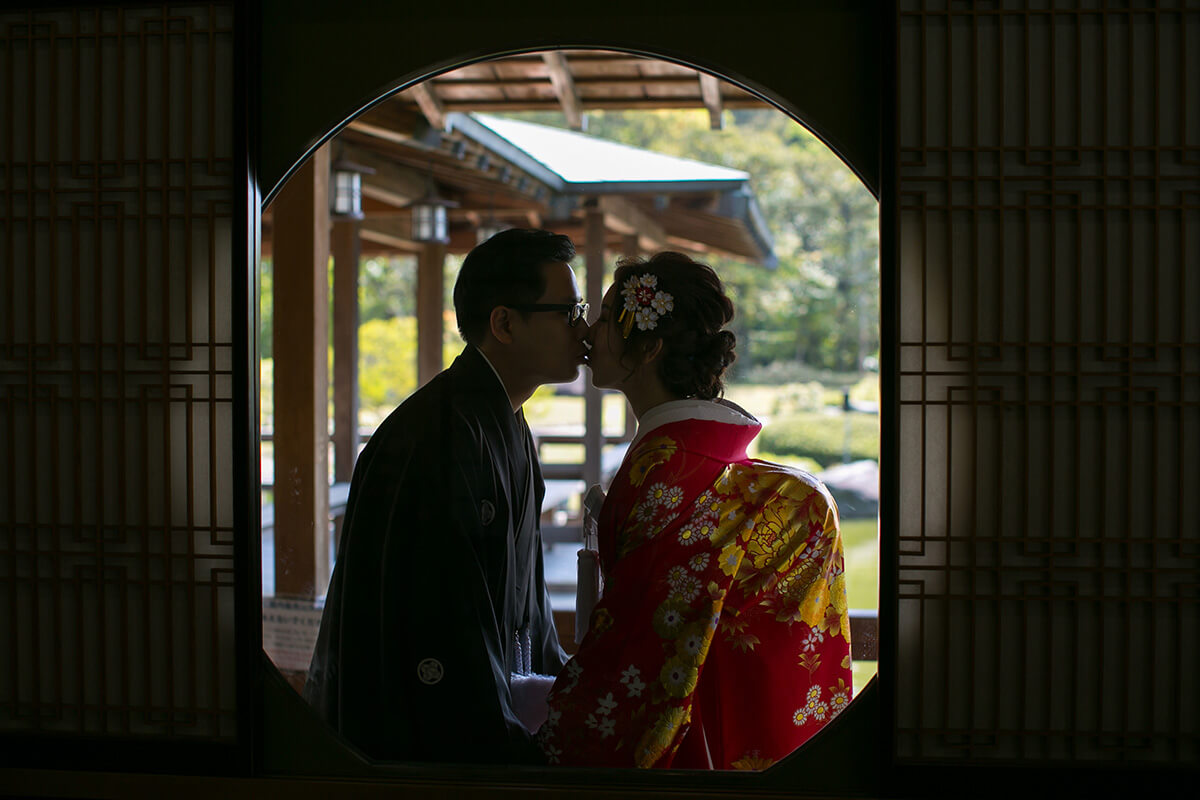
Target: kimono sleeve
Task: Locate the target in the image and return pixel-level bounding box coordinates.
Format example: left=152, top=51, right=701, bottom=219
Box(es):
left=367, top=418, right=539, bottom=763
left=537, top=451, right=736, bottom=768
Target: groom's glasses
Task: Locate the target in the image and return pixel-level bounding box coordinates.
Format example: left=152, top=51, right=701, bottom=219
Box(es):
left=507, top=301, right=590, bottom=327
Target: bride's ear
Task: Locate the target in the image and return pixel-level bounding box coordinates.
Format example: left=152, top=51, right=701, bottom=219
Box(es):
left=640, top=338, right=664, bottom=364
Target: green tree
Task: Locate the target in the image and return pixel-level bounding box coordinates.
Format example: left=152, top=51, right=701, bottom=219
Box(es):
left=509, top=109, right=879, bottom=377
left=259, top=257, right=273, bottom=359
left=359, top=255, right=417, bottom=322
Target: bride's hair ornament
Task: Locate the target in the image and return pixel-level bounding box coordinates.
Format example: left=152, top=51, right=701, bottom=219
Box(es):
left=618, top=272, right=675, bottom=338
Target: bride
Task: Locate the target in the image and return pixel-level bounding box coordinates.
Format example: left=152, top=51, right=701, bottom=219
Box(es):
left=535, top=251, right=853, bottom=769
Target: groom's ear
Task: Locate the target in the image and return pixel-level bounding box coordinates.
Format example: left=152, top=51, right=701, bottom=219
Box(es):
left=489, top=306, right=515, bottom=345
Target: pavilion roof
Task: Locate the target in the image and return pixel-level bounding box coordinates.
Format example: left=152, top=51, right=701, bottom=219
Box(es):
left=461, top=114, right=748, bottom=188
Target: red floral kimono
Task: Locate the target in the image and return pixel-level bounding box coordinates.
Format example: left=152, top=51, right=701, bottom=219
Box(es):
left=539, top=401, right=852, bottom=770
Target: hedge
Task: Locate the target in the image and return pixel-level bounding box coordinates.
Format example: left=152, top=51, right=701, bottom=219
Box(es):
left=757, top=410, right=879, bottom=466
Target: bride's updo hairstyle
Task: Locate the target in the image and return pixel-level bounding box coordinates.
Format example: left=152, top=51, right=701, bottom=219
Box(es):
left=611, top=251, right=736, bottom=400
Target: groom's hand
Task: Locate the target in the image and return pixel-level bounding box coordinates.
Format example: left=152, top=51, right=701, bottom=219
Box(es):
left=510, top=672, right=557, bottom=732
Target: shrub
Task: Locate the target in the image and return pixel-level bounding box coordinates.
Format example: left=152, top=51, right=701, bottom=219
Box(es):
left=769, top=381, right=829, bottom=415
left=358, top=317, right=418, bottom=410
left=758, top=410, right=879, bottom=465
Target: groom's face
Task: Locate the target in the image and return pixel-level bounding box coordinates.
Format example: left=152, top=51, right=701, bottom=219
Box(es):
left=508, top=261, right=589, bottom=387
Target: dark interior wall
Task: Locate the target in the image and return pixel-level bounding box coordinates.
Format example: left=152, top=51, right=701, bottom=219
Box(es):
left=3, top=2, right=1197, bottom=797
left=257, top=0, right=882, bottom=204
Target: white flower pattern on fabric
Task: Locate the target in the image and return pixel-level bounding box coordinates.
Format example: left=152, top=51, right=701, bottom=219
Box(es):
left=635, top=499, right=660, bottom=522
left=801, top=628, right=825, bottom=652
left=695, top=490, right=722, bottom=516
left=656, top=605, right=685, bottom=634
left=620, top=664, right=646, bottom=697
left=829, top=686, right=850, bottom=716
left=793, top=685, right=830, bottom=727
left=559, top=659, right=584, bottom=694
left=688, top=552, right=711, bottom=572
left=677, top=506, right=718, bottom=545
left=596, top=692, right=618, bottom=715
left=669, top=573, right=701, bottom=602
left=662, top=662, right=691, bottom=694
left=679, top=631, right=705, bottom=659
left=646, top=482, right=670, bottom=504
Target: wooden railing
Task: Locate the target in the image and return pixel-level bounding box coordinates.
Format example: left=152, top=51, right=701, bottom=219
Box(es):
left=259, top=427, right=879, bottom=662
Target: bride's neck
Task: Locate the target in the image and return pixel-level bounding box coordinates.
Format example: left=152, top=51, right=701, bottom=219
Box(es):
left=624, top=379, right=682, bottom=421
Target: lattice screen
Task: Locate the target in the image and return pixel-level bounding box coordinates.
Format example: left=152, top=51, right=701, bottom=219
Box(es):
left=0, top=5, right=238, bottom=740
left=896, top=2, right=1199, bottom=763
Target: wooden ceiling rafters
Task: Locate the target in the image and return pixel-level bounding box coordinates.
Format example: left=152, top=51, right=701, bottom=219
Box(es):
left=395, top=50, right=767, bottom=125
left=264, top=50, right=775, bottom=262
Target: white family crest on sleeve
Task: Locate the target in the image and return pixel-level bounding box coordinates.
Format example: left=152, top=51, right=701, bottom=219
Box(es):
left=417, top=657, right=444, bottom=685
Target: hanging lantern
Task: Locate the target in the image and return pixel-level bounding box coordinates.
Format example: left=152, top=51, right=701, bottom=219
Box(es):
left=408, top=163, right=459, bottom=244
left=330, top=158, right=375, bottom=219
left=412, top=200, right=451, bottom=242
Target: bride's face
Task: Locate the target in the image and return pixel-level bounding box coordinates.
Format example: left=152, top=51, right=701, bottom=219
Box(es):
left=585, top=283, right=634, bottom=391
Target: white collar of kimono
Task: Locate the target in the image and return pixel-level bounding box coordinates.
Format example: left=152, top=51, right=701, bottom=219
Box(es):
left=631, top=397, right=759, bottom=449
left=473, top=346, right=515, bottom=413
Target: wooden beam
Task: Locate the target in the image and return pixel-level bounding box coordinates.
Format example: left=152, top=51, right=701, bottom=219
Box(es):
left=656, top=207, right=764, bottom=261
left=360, top=183, right=418, bottom=211
left=270, top=145, right=331, bottom=599
left=340, top=142, right=428, bottom=201
left=541, top=51, right=585, bottom=130
left=409, top=82, right=448, bottom=132
left=353, top=98, right=425, bottom=137
left=331, top=219, right=361, bottom=484
left=598, top=196, right=667, bottom=252
left=344, top=120, right=415, bottom=147
left=417, top=242, right=447, bottom=386
left=360, top=217, right=424, bottom=254
left=699, top=73, right=724, bottom=130
left=359, top=226, right=425, bottom=255
left=621, top=232, right=639, bottom=260
left=423, top=97, right=768, bottom=113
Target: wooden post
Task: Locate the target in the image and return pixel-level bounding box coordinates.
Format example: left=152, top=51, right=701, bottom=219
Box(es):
left=270, top=145, right=331, bottom=599
left=331, top=218, right=360, bottom=484
left=583, top=206, right=606, bottom=490
left=417, top=241, right=446, bottom=387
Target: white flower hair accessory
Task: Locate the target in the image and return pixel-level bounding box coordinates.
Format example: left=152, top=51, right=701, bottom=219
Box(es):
left=618, top=273, right=674, bottom=338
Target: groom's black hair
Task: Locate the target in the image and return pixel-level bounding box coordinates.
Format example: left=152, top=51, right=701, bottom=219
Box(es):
left=453, top=228, right=576, bottom=345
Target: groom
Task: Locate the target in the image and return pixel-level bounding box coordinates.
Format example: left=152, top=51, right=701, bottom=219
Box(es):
left=305, top=229, right=588, bottom=763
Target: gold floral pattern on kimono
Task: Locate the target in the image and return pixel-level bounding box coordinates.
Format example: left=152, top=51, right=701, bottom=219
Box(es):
left=541, top=417, right=852, bottom=769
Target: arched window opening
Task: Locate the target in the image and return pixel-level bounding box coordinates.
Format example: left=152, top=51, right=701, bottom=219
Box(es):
left=259, top=48, right=878, bottom=772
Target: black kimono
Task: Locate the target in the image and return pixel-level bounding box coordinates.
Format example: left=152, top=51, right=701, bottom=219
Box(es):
left=304, top=346, right=568, bottom=763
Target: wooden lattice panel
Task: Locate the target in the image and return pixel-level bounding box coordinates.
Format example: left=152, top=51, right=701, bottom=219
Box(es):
left=895, top=1, right=1199, bottom=763
left=0, top=5, right=238, bottom=740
